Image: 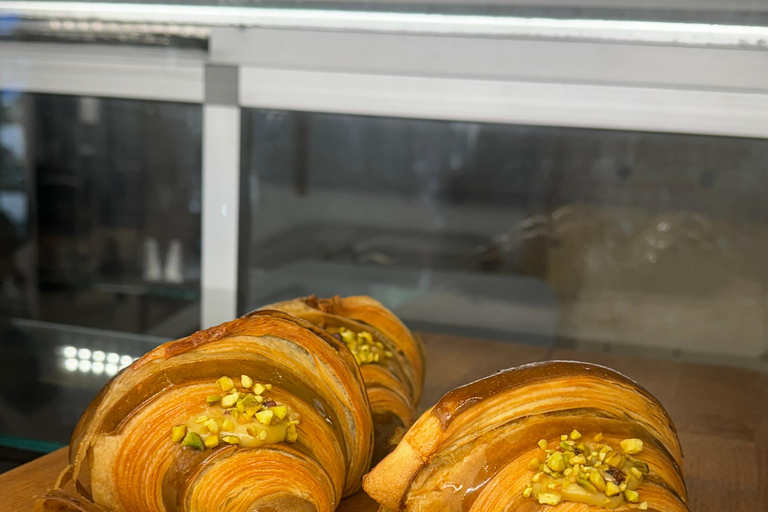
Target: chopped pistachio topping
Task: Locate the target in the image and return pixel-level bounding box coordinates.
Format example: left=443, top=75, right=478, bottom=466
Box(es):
left=624, top=489, right=640, bottom=503
left=171, top=425, right=187, bottom=443
left=620, top=438, right=644, bottom=455
left=333, top=326, right=393, bottom=366
left=523, top=431, right=649, bottom=510
left=256, top=409, right=274, bottom=426
left=205, top=434, right=220, bottom=448
left=171, top=375, right=301, bottom=452
left=590, top=470, right=607, bottom=492
left=547, top=452, right=566, bottom=472
left=569, top=455, right=586, bottom=465
left=286, top=423, right=298, bottom=443
left=538, top=493, right=562, bottom=505
left=216, top=376, right=234, bottom=392
left=221, top=392, right=239, bottom=408
left=181, top=431, right=204, bottom=451
left=272, top=405, right=288, bottom=420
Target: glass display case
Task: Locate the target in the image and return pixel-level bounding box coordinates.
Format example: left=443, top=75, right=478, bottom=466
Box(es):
left=240, top=109, right=768, bottom=365
left=0, top=39, right=205, bottom=466
left=0, top=0, right=767, bottom=488
left=1, top=93, right=202, bottom=334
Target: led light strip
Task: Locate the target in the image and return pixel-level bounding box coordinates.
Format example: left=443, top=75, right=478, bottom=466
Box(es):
left=1, top=1, right=768, bottom=47
left=44, top=18, right=210, bottom=38
left=61, top=345, right=138, bottom=376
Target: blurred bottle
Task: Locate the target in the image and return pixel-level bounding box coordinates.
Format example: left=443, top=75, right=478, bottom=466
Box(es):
left=164, top=238, right=184, bottom=284
left=143, top=237, right=162, bottom=282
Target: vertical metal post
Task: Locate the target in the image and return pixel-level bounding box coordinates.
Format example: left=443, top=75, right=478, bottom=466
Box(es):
left=201, top=64, right=240, bottom=327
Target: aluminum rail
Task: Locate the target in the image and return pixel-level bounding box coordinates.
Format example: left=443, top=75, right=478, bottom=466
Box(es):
left=1, top=1, right=768, bottom=48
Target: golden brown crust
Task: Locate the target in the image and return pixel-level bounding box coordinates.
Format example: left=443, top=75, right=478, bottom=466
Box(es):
left=275, top=295, right=424, bottom=401
left=433, top=361, right=676, bottom=435
left=37, top=490, right=109, bottom=512
left=327, top=296, right=425, bottom=404
left=42, top=310, right=374, bottom=512
left=262, top=295, right=425, bottom=462
left=364, top=411, right=442, bottom=510
left=364, top=361, right=687, bottom=512
left=433, top=361, right=682, bottom=466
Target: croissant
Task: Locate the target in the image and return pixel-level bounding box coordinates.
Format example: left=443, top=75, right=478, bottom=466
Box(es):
left=262, top=295, right=425, bottom=463
left=40, top=310, right=374, bottom=512
left=364, top=360, right=688, bottom=512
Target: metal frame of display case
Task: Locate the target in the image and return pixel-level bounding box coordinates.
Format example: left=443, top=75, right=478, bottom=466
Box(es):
left=2, top=2, right=768, bottom=327
left=0, top=41, right=205, bottom=102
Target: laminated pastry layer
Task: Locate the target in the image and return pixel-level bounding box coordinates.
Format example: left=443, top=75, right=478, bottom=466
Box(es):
left=263, top=295, right=424, bottom=462
left=41, top=310, right=374, bottom=512
left=364, top=361, right=687, bottom=512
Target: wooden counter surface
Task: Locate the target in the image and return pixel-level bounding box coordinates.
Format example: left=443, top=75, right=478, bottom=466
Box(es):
left=2, top=333, right=766, bottom=511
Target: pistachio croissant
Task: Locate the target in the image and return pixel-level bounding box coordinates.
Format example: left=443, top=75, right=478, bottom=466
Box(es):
left=262, top=295, right=425, bottom=463
left=40, top=310, right=373, bottom=512
left=364, top=361, right=688, bottom=512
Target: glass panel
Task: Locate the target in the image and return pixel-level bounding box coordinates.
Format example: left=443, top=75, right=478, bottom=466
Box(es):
left=1, top=92, right=202, bottom=335
left=0, top=318, right=166, bottom=448
left=0, top=92, right=201, bottom=462
left=240, top=109, right=768, bottom=371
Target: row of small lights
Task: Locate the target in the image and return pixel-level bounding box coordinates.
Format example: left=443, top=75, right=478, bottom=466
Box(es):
left=48, top=20, right=209, bottom=38
left=61, top=346, right=138, bottom=376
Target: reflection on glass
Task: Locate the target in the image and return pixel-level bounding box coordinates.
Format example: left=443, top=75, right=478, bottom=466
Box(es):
left=241, top=109, right=768, bottom=367
left=0, top=317, right=168, bottom=452
left=0, top=92, right=202, bottom=337
left=0, top=92, right=201, bottom=463
left=0, top=92, right=29, bottom=319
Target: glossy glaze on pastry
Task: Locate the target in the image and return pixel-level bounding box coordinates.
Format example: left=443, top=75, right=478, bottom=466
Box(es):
left=263, top=295, right=425, bottom=462
left=363, top=361, right=688, bottom=512
left=39, top=310, right=374, bottom=512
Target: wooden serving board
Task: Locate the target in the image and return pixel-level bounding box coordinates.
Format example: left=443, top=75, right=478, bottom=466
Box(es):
left=2, top=334, right=766, bottom=511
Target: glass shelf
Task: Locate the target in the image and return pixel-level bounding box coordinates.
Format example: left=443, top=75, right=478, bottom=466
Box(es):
left=0, top=318, right=169, bottom=452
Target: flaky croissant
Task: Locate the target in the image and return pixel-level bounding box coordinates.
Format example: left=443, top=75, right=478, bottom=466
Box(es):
left=364, top=361, right=688, bottom=512
left=40, top=310, right=374, bottom=512
left=263, top=295, right=425, bottom=462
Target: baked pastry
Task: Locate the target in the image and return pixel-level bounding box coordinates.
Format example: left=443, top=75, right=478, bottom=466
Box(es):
left=39, top=310, right=373, bottom=512
left=364, top=361, right=688, bottom=512
left=263, top=295, right=425, bottom=463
